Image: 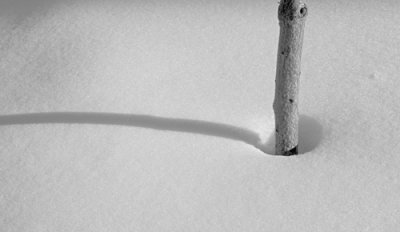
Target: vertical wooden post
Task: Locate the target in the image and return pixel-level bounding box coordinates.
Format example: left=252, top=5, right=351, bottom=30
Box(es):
left=273, top=0, right=307, bottom=156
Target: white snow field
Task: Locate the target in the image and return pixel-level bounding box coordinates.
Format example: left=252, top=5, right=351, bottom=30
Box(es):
left=1, top=0, right=400, bottom=231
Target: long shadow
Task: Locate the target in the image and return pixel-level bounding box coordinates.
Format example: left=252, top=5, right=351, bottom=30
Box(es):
left=0, top=112, right=262, bottom=148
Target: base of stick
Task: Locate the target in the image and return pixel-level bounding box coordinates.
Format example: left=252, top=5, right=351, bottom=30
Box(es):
left=281, top=146, right=298, bottom=156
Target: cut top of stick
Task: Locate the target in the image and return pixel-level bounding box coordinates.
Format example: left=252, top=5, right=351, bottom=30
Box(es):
left=278, top=0, right=308, bottom=22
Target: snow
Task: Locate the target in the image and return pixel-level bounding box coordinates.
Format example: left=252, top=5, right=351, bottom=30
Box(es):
left=1, top=0, right=399, bottom=231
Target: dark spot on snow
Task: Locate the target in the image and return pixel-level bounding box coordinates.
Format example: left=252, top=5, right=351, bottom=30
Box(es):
left=369, top=73, right=376, bottom=80
left=289, top=99, right=294, bottom=103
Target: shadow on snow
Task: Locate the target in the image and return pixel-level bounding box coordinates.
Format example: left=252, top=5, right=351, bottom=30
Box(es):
left=0, top=112, right=262, bottom=148
left=0, top=113, right=323, bottom=155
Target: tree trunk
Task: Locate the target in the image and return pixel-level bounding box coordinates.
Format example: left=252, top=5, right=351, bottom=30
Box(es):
left=273, top=0, right=307, bottom=156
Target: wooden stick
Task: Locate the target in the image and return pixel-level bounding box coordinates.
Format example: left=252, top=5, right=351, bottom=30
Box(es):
left=273, top=0, right=307, bottom=156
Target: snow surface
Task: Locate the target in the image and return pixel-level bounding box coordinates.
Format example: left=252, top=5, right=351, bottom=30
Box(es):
left=1, top=0, right=400, bottom=231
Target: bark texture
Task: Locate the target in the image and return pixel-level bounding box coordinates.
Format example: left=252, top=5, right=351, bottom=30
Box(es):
left=273, top=0, right=307, bottom=156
